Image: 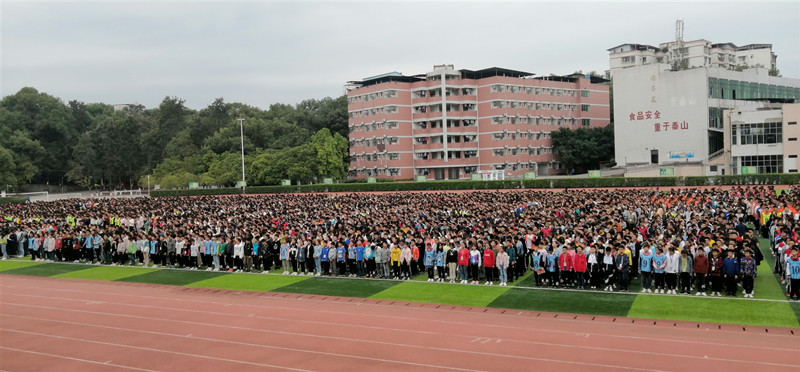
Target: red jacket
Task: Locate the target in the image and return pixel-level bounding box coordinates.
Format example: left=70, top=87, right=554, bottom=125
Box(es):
left=573, top=253, right=587, bottom=273
left=559, top=252, right=574, bottom=271
left=483, top=249, right=496, bottom=267
left=693, top=255, right=709, bottom=274
left=457, top=248, right=470, bottom=266
left=411, top=245, right=420, bottom=260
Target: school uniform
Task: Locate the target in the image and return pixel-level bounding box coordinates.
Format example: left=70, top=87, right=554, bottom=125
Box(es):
left=678, top=255, right=694, bottom=294
left=639, top=251, right=654, bottom=291
left=739, top=257, right=757, bottom=296
left=693, top=255, right=709, bottom=293
left=722, top=257, right=740, bottom=296
left=787, top=256, right=800, bottom=300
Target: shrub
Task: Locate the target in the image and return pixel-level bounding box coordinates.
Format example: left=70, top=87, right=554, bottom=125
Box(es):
left=147, top=174, right=796, bottom=197
left=0, top=197, right=27, bottom=204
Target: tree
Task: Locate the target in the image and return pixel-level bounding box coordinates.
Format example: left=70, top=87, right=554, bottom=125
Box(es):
left=0, top=146, right=18, bottom=187
left=551, top=124, right=615, bottom=173
left=0, top=87, right=78, bottom=184
left=142, top=96, right=192, bottom=169
left=310, top=128, right=348, bottom=179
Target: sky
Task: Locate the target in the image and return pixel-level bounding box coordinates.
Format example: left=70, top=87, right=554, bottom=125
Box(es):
left=2, top=0, right=799, bottom=110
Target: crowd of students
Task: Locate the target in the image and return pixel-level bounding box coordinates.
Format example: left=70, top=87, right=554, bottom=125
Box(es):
left=1, top=185, right=799, bottom=300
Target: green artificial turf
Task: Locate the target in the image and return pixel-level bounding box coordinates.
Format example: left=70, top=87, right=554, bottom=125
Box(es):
left=0, top=263, right=94, bottom=277
left=271, top=277, right=399, bottom=297
left=754, top=238, right=789, bottom=300
left=488, top=288, right=636, bottom=316
left=115, top=269, right=228, bottom=286
left=0, top=260, right=43, bottom=272
left=53, top=266, right=158, bottom=281
left=370, top=282, right=509, bottom=307
left=627, top=295, right=799, bottom=328
left=791, top=302, right=800, bottom=326
left=187, top=273, right=310, bottom=292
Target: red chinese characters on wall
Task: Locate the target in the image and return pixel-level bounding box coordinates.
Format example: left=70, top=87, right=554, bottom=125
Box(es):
left=652, top=121, right=689, bottom=132
left=629, top=111, right=661, bottom=121
left=630, top=110, right=688, bottom=133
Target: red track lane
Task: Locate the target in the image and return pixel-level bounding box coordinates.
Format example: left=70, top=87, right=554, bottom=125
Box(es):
left=1, top=276, right=798, bottom=372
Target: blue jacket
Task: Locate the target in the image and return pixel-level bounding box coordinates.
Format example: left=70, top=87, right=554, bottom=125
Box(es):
left=355, top=246, right=365, bottom=261
left=280, top=243, right=289, bottom=260
left=321, top=247, right=329, bottom=262
left=435, top=250, right=445, bottom=266
left=546, top=253, right=557, bottom=272
left=739, top=257, right=757, bottom=277
left=787, top=257, right=800, bottom=280
left=653, top=255, right=666, bottom=273
left=424, top=248, right=435, bottom=267
left=639, top=253, right=653, bottom=273
left=722, top=257, right=739, bottom=276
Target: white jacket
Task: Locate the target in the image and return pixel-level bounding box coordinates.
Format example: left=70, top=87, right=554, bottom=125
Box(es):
left=664, top=252, right=680, bottom=273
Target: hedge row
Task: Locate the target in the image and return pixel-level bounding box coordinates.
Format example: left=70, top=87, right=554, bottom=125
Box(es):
left=150, top=176, right=673, bottom=197
left=684, top=174, right=800, bottom=186
left=149, top=174, right=800, bottom=197
left=0, top=197, right=27, bottom=204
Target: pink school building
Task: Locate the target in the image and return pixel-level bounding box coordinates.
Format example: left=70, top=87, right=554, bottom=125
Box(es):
left=346, top=65, right=610, bottom=180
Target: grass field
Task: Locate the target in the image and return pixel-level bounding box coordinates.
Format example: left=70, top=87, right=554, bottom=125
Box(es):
left=1, top=256, right=797, bottom=329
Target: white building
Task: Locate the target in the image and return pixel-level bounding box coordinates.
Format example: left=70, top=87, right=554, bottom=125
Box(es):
left=613, top=65, right=800, bottom=176
left=722, top=103, right=800, bottom=174
left=607, top=40, right=777, bottom=77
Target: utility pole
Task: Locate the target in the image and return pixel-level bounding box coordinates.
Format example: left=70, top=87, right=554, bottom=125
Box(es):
left=237, top=117, right=246, bottom=193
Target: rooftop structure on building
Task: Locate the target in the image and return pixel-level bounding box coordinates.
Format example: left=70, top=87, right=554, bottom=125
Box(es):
left=346, top=64, right=610, bottom=180
left=607, top=40, right=777, bottom=78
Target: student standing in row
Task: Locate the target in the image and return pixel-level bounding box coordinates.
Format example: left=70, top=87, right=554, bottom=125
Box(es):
left=740, top=250, right=757, bottom=298
left=693, top=249, right=708, bottom=296
left=723, top=250, right=740, bottom=296
left=496, top=247, right=509, bottom=286
left=639, top=245, right=653, bottom=293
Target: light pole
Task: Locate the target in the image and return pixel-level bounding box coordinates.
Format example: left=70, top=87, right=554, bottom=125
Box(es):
left=147, top=175, right=150, bottom=195
left=237, top=117, right=246, bottom=192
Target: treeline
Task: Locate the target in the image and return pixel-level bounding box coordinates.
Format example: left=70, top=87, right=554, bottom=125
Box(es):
left=0, top=87, right=349, bottom=189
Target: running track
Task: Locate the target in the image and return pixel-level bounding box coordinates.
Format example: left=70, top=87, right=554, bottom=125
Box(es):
left=0, top=275, right=797, bottom=372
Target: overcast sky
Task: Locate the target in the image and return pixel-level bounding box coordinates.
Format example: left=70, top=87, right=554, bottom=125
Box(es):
left=2, top=1, right=798, bottom=110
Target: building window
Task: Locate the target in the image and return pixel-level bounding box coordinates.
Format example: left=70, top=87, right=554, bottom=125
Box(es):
left=621, top=56, right=634, bottom=63
left=581, top=104, right=590, bottom=112
left=789, top=155, right=798, bottom=159
left=740, top=155, right=783, bottom=174
left=789, top=121, right=798, bottom=126
left=790, top=138, right=798, bottom=142
left=736, top=122, right=782, bottom=144
left=580, top=90, right=590, bottom=97
left=582, top=119, right=591, bottom=127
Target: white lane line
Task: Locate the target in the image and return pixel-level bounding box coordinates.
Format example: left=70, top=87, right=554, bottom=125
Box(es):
left=0, top=309, right=664, bottom=372
left=6, top=305, right=796, bottom=370
left=2, top=329, right=317, bottom=372
left=5, top=279, right=794, bottom=339
left=0, top=346, right=157, bottom=372
left=4, top=289, right=796, bottom=353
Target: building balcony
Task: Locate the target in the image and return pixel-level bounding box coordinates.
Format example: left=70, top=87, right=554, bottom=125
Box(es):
left=413, top=127, right=447, bottom=136
left=413, top=142, right=446, bottom=151
left=444, top=125, right=479, bottom=134
left=445, top=141, right=479, bottom=149
left=414, top=158, right=479, bottom=167
left=411, top=111, right=444, bottom=120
